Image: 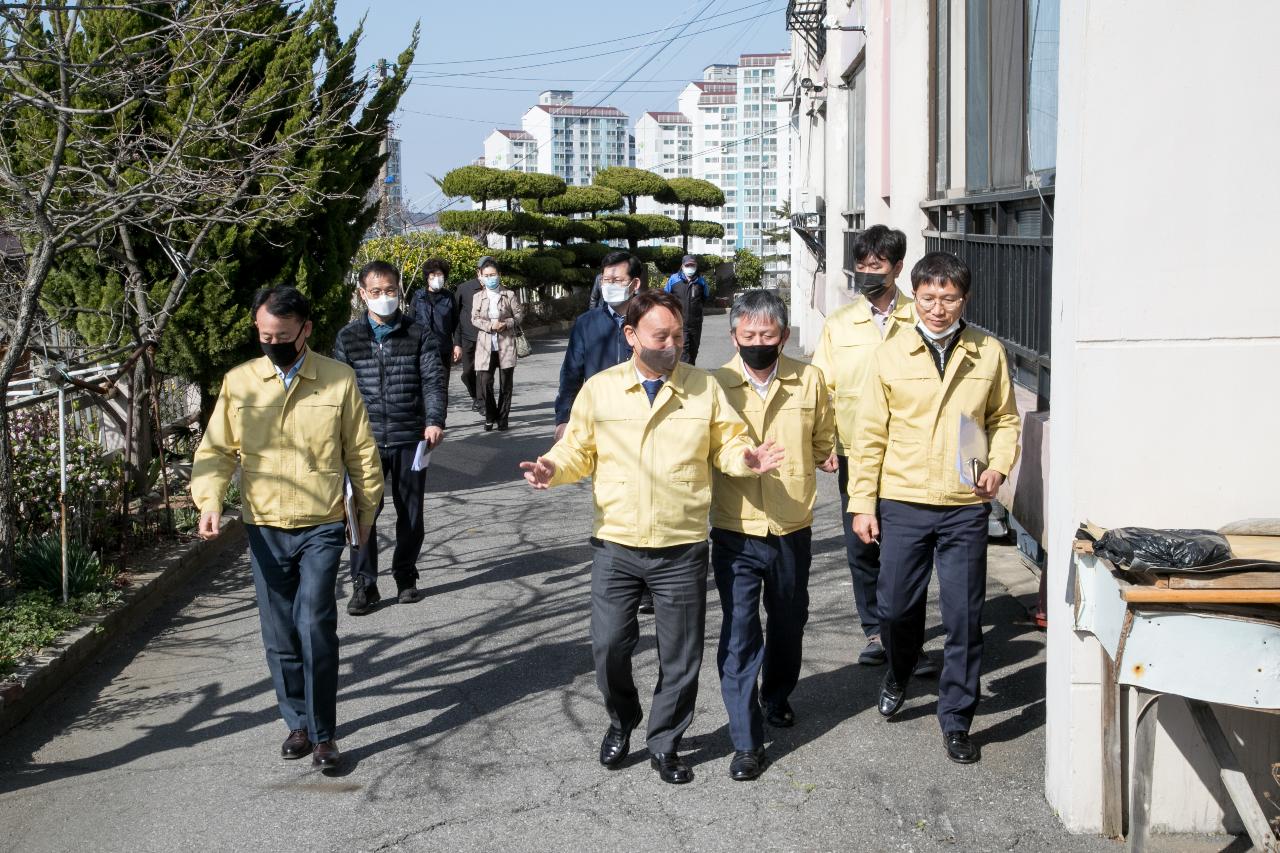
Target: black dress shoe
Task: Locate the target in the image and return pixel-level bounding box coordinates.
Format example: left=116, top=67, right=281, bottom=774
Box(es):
left=858, top=636, right=887, bottom=666
left=281, top=728, right=312, bottom=760
left=650, top=751, right=692, bottom=784
left=598, top=714, right=641, bottom=768
left=497, top=421, right=509, bottom=431
left=347, top=585, right=379, bottom=616
left=729, top=748, right=767, bottom=781
left=762, top=701, right=795, bottom=728
left=312, top=740, right=341, bottom=771
left=637, top=589, right=654, bottom=614
left=484, top=422, right=494, bottom=432
left=878, top=673, right=906, bottom=718
left=913, top=652, right=940, bottom=677
left=944, top=730, right=980, bottom=764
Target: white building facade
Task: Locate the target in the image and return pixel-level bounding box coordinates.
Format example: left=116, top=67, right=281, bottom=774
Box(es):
left=517, top=91, right=629, bottom=187
left=482, top=128, right=536, bottom=174
left=787, top=0, right=1279, bottom=842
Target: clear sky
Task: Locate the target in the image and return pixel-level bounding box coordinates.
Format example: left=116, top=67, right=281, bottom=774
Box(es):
left=333, top=0, right=791, bottom=215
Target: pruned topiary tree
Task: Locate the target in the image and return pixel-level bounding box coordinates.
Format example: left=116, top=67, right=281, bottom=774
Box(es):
left=440, top=165, right=517, bottom=211
left=656, top=178, right=727, bottom=251
left=594, top=166, right=668, bottom=214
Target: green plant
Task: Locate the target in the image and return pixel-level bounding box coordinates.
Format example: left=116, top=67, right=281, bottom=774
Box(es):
left=15, top=536, right=112, bottom=599
left=0, top=588, right=123, bottom=675
left=171, top=506, right=201, bottom=535
left=223, top=480, right=242, bottom=510
left=734, top=247, right=764, bottom=290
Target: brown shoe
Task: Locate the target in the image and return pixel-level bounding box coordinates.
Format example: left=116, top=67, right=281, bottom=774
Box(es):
left=312, top=740, right=341, bottom=771
left=281, top=729, right=312, bottom=760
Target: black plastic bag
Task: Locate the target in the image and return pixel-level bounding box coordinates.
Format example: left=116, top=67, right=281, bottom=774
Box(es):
left=1093, top=527, right=1231, bottom=571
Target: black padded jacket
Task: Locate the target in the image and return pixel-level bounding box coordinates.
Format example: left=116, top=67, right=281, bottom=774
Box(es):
left=332, top=312, right=446, bottom=448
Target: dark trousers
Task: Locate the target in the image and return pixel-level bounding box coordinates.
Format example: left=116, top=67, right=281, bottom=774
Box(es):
left=679, top=328, right=702, bottom=365
left=711, top=527, right=811, bottom=751
left=459, top=338, right=478, bottom=401
left=475, top=350, right=514, bottom=426
left=878, top=499, right=991, bottom=734
left=590, top=537, right=708, bottom=754
left=348, top=444, right=426, bottom=593
left=246, top=521, right=345, bottom=743
left=837, top=454, right=882, bottom=638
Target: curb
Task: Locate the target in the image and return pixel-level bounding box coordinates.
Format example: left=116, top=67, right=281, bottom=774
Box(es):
left=0, top=512, right=247, bottom=739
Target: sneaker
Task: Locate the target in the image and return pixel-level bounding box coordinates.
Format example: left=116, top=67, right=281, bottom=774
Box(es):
left=858, top=636, right=887, bottom=666
left=637, top=589, right=655, bottom=614
left=397, top=586, right=422, bottom=604
left=347, top=585, right=380, bottom=616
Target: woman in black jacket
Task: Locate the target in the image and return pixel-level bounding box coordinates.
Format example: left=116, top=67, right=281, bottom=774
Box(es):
left=410, top=258, right=460, bottom=396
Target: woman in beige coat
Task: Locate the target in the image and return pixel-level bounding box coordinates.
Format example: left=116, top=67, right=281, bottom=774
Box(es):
left=471, top=260, right=525, bottom=431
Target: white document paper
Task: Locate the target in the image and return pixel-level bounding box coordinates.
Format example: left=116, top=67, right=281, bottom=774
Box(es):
left=956, top=413, right=989, bottom=489
left=342, top=474, right=360, bottom=546
left=411, top=439, right=432, bottom=472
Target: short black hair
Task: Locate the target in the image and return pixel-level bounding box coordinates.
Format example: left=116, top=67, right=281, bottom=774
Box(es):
left=624, top=288, right=683, bottom=329
left=423, top=258, right=451, bottom=278
left=600, top=250, right=643, bottom=280
left=251, top=286, right=311, bottom=322
left=910, top=251, right=971, bottom=295
left=358, top=260, right=401, bottom=288
left=852, top=225, right=907, bottom=266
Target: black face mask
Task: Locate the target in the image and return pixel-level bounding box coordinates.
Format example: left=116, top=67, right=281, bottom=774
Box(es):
left=739, top=343, right=781, bottom=371
left=852, top=271, right=890, bottom=300
left=260, top=337, right=303, bottom=368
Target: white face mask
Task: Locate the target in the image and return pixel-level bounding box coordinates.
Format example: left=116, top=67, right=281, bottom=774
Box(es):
left=916, top=319, right=961, bottom=341
left=367, top=294, right=399, bottom=317
left=427, top=275, right=444, bottom=291
left=682, top=265, right=697, bottom=277
left=601, top=283, right=632, bottom=306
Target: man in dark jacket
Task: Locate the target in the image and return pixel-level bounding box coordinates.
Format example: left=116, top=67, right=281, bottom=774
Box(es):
left=334, top=260, right=447, bottom=614
left=454, top=256, right=490, bottom=413
left=664, top=254, right=709, bottom=365
left=410, top=257, right=461, bottom=395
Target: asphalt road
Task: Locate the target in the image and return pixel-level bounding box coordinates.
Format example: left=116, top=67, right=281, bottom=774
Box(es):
left=0, top=310, right=1224, bottom=852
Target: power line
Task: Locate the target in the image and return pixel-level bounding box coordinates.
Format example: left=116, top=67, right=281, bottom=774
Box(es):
left=409, top=9, right=784, bottom=80
left=406, top=0, right=778, bottom=67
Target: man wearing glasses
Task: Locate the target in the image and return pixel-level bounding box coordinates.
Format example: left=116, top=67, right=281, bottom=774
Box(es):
left=193, top=286, right=384, bottom=773
left=334, top=261, right=446, bottom=614
left=849, top=252, right=1021, bottom=765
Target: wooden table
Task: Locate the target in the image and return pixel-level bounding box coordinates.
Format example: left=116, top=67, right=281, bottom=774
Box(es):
left=1072, top=538, right=1280, bottom=852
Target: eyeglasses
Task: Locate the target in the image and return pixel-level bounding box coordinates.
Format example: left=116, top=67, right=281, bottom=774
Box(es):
left=363, top=287, right=399, bottom=298
left=915, top=296, right=964, bottom=310
left=600, top=278, right=633, bottom=286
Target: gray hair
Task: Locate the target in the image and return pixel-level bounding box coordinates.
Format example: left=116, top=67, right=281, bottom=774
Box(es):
left=729, top=289, right=789, bottom=334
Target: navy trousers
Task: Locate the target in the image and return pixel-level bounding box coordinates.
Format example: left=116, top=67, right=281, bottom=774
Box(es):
left=711, top=527, right=812, bottom=751
left=348, top=443, right=426, bottom=593
left=589, top=538, right=708, bottom=754
left=877, top=499, right=991, bottom=734
left=837, top=455, right=882, bottom=638
left=246, top=521, right=345, bottom=743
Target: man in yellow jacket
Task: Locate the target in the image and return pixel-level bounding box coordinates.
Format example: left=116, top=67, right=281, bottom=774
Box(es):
left=810, top=225, right=926, bottom=670
left=520, top=290, right=784, bottom=786
left=709, top=290, right=835, bottom=781
left=192, top=287, right=383, bottom=773
left=849, top=253, right=1021, bottom=765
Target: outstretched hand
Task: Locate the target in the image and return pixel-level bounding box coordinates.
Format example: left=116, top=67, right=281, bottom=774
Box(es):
left=743, top=438, right=785, bottom=475
left=520, top=456, right=557, bottom=489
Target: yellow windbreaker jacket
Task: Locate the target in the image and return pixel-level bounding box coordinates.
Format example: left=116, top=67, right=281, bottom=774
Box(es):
left=710, top=353, right=835, bottom=536
left=543, top=360, right=756, bottom=548
left=809, top=294, right=917, bottom=454
left=191, top=351, right=384, bottom=528
left=848, top=325, right=1022, bottom=514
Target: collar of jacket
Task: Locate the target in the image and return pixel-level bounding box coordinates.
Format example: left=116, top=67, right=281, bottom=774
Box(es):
left=623, top=359, right=694, bottom=398
left=906, top=320, right=978, bottom=358
left=848, top=292, right=916, bottom=325
left=360, top=310, right=412, bottom=336
left=720, top=351, right=802, bottom=388
left=254, top=346, right=317, bottom=383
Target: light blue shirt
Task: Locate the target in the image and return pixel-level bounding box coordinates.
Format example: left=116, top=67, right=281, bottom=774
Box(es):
left=273, top=351, right=306, bottom=390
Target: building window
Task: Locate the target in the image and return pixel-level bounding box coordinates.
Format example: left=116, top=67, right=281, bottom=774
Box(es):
left=846, top=62, right=867, bottom=219
left=1027, top=0, right=1060, bottom=179
left=931, top=0, right=950, bottom=197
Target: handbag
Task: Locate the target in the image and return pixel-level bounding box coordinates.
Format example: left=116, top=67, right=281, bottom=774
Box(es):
left=515, top=326, right=532, bottom=358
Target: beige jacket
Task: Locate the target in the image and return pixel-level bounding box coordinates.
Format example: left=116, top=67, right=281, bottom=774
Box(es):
left=471, top=288, right=525, bottom=370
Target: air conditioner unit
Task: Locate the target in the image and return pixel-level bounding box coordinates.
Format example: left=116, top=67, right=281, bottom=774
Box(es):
left=795, top=188, right=824, bottom=216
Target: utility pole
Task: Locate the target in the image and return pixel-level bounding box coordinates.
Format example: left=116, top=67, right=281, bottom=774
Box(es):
left=374, top=59, right=394, bottom=237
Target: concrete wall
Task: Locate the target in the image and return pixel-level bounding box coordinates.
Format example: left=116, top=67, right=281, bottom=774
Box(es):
left=1046, top=0, right=1280, bottom=833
